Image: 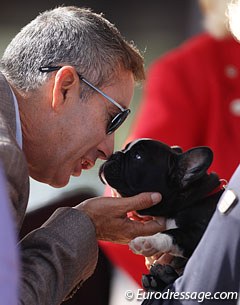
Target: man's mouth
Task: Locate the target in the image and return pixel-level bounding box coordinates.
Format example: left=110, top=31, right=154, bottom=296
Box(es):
left=72, top=159, right=95, bottom=177
left=81, top=159, right=95, bottom=170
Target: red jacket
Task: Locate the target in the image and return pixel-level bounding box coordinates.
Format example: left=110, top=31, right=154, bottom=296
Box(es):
left=100, top=33, right=240, bottom=286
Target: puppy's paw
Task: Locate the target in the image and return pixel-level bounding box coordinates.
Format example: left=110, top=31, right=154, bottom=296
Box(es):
left=150, top=264, right=179, bottom=285
left=129, top=233, right=173, bottom=257
left=142, top=273, right=166, bottom=292
left=129, top=237, right=157, bottom=256
left=142, top=264, right=179, bottom=292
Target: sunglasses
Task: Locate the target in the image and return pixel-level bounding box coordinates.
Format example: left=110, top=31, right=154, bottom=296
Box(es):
left=39, top=66, right=131, bottom=134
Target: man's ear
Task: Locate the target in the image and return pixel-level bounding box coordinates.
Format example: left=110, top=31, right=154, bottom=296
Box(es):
left=177, top=147, right=213, bottom=188
left=52, top=66, right=79, bottom=111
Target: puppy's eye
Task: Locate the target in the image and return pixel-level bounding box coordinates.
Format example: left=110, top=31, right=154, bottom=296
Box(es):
left=130, top=149, right=143, bottom=160
left=134, top=152, right=142, bottom=160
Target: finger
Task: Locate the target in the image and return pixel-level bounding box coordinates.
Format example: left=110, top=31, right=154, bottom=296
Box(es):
left=155, top=253, right=173, bottom=265
left=122, top=192, right=162, bottom=213
left=145, top=253, right=172, bottom=270
left=145, top=252, right=164, bottom=269
left=152, top=252, right=164, bottom=261
left=145, top=257, right=152, bottom=270
left=129, top=218, right=166, bottom=238
left=145, top=256, right=156, bottom=268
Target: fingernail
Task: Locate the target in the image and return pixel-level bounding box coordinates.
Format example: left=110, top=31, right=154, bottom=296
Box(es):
left=151, top=193, right=162, bottom=205
left=156, top=216, right=165, bottom=227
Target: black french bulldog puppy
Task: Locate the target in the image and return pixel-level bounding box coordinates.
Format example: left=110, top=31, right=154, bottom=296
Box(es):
left=99, top=139, right=225, bottom=291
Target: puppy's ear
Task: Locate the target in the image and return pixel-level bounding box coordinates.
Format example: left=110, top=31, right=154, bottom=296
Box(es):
left=171, top=146, right=183, bottom=154
left=177, top=147, right=213, bottom=188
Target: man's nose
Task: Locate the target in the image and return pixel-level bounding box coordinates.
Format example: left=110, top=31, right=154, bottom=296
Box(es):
left=97, top=134, right=115, bottom=160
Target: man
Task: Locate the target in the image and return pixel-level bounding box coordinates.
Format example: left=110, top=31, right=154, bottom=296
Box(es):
left=0, top=6, right=163, bottom=304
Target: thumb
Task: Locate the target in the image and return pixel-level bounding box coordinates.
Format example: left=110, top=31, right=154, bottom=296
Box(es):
left=124, top=192, right=162, bottom=213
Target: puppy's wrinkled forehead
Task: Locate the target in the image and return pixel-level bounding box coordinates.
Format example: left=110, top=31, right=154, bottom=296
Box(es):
left=122, top=138, right=175, bottom=159
left=114, top=138, right=179, bottom=201
left=123, top=138, right=152, bottom=152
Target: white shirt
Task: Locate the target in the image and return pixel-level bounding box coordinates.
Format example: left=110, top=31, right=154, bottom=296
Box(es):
left=11, top=88, right=22, bottom=149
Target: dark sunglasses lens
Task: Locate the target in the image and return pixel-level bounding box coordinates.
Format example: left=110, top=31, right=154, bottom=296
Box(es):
left=107, top=109, right=130, bottom=134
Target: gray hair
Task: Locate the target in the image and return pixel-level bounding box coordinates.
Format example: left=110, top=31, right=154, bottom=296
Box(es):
left=1, top=6, right=144, bottom=93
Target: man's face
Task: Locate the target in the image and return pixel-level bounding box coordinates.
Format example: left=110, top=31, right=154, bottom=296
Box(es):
left=28, top=69, right=134, bottom=187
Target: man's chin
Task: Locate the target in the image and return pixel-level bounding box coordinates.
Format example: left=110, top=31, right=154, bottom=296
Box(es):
left=43, top=174, right=71, bottom=188
left=49, top=182, right=67, bottom=188
left=30, top=171, right=74, bottom=188
left=49, top=177, right=70, bottom=188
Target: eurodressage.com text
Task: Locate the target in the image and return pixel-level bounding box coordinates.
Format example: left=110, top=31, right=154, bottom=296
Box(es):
left=125, top=289, right=238, bottom=303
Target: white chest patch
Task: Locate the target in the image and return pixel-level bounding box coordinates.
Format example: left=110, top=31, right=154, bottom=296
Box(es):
left=166, top=218, right=178, bottom=230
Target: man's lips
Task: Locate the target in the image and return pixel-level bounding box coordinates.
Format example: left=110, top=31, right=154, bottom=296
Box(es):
left=72, top=159, right=95, bottom=176
left=82, top=159, right=95, bottom=170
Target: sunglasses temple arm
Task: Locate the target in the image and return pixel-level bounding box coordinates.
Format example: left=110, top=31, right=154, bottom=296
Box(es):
left=79, top=76, right=125, bottom=111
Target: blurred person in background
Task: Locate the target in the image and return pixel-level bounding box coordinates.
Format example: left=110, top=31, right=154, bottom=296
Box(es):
left=100, top=0, right=240, bottom=304
left=128, top=0, right=240, bottom=180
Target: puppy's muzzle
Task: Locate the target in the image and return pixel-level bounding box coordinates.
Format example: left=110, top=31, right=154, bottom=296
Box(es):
left=99, top=152, right=124, bottom=185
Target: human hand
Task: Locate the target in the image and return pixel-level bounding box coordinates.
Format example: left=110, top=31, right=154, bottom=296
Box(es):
left=145, top=252, right=173, bottom=270
left=75, top=192, right=165, bottom=244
